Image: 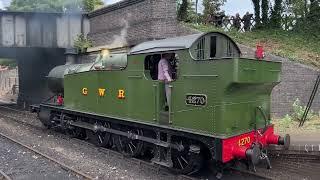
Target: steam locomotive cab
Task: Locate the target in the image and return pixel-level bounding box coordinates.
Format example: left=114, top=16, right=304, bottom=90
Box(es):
left=33, top=32, right=290, bottom=175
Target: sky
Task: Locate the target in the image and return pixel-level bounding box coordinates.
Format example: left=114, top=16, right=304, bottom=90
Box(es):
left=0, top=0, right=10, bottom=10
left=0, top=0, right=254, bottom=16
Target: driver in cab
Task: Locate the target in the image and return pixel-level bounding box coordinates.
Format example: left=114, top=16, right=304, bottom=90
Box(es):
left=158, top=53, right=174, bottom=110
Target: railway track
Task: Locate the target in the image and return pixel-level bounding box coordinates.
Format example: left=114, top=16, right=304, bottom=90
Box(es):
left=229, top=168, right=271, bottom=180
left=0, top=105, right=197, bottom=180
left=0, top=170, right=11, bottom=180
left=0, top=132, right=95, bottom=180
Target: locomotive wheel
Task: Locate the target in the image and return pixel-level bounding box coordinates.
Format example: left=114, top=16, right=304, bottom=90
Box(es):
left=114, top=128, right=144, bottom=157
left=171, top=142, right=203, bottom=175
left=86, top=122, right=112, bottom=147
left=66, top=126, right=86, bottom=140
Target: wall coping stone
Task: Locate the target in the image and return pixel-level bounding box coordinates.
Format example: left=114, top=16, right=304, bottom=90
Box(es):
left=88, top=0, right=145, bottom=18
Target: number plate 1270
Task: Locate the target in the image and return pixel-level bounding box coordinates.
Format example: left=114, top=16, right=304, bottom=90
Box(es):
left=185, top=94, right=207, bottom=106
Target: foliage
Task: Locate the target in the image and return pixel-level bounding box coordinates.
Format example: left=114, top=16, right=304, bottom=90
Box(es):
left=261, top=0, right=269, bottom=25
left=284, top=0, right=320, bottom=35
left=177, top=0, right=188, bottom=21
left=292, top=98, right=314, bottom=122
left=273, top=115, right=320, bottom=133
left=306, top=0, right=320, bottom=32
left=74, top=34, right=92, bottom=53
left=0, top=59, right=17, bottom=68
left=270, top=0, right=283, bottom=28
left=202, top=0, right=226, bottom=19
left=276, top=98, right=315, bottom=124
left=271, top=98, right=318, bottom=132
left=8, top=0, right=104, bottom=12
left=279, top=114, right=293, bottom=128
left=177, top=0, right=198, bottom=22
left=284, top=0, right=308, bottom=18
left=252, top=0, right=282, bottom=28
left=252, top=0, right=261, bottom=27
left=83, top=0, right=104, bottom=12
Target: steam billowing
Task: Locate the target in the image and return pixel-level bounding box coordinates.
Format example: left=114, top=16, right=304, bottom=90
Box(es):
left=107, top=19, right=129, bottom=48
left=103, top=13, right=132, bottom=49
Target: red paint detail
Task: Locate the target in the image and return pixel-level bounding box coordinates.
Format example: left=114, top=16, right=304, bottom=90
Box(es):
left=221, top=125, right=280, bottom=163
left=222, top=131, right=255, bottom=163
left=256, top=125, right=279, bottom=146
left=57, top=95, right=64, bottom=106
left=232, top=146, right=247, bottom=159
left=255, top=44, right=265, bottom=60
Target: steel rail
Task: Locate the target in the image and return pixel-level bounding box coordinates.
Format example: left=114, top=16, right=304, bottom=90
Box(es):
left=0, top=105, right=26, bottom=114
left=0, top=133, right=94, bottom=180
left=97, top=147, right=197, bottom=180
left=0, top=108, right=44, bottom=132
left=229, top=167, right=271, bottom=180
left=0, top=106, right=197, bottom=180
left=0, top=170, right=12, bottom=180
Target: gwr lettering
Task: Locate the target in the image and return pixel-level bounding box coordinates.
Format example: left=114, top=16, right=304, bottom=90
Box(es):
left=82, top=88, right=88, bottom=95
left=81, top=88, right=126, bottom=99
left=118, top=89, right=125, bottom=99
left=98, top=88, right=106, bottom=97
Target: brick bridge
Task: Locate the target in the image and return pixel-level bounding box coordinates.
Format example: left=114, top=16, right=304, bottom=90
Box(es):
left=0, top=11, right=89, bottom=105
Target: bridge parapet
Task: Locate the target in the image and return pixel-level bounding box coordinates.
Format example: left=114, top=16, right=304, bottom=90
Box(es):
left=0, top=11, right=89, bottom=48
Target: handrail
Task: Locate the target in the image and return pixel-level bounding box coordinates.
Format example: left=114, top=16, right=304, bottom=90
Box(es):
left=299, top=74, right=320, bottom=127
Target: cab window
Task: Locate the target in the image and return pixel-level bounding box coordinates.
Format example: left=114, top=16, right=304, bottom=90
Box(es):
left=144, top=53, right=179, bottom=80
left=210, top=36, right=217, bottom=58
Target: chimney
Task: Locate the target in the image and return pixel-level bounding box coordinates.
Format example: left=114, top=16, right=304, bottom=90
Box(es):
left=65, top=48, right=78, bottom=65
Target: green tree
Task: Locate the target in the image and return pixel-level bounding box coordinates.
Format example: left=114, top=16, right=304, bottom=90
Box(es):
left=261, top=0, right=269, bottom=25
left=202, top=0, right=226, bottom=19
left=83, top=0, right=104, bottom=12
left=309, top=0, right=320, bottom=19
left=270, top=0, right=283, bottom=28
left=177, top=0, right=188, bottom=21
left=8, top=0, right=104, bottom=12
left=284, top=0, right=320, bottom=34
left=186, top=0, right=198, bottom=22
left=252, top=0, right=261, bottom=27
left=284, top=0, right=306, bottom=18
left=307, top=0, right=320, bottom=33
left=177, top=0, right=198, bottom=22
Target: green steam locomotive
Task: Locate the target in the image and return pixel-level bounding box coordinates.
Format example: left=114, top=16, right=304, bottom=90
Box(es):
left=32, top=32, right=290, bottom=175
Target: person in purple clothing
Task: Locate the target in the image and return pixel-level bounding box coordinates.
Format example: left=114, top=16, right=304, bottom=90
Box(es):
left=158, top=53, right=174, bottom=110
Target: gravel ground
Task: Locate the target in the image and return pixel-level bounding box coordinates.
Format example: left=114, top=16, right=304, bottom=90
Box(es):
left=0, top=107, right=266, bottom=180
left=0, top=115, right=184, bottom=180
left=0, top=136, right=82, bottom=180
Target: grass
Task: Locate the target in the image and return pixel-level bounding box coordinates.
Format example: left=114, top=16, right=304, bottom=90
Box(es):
left=272, top=116, right=320, bottom=134
left=187, top=23, right=320, bottom=67
left=0, top=58, right=17, bottom=68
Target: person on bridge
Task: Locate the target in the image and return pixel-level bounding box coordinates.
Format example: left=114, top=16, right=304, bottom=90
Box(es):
left=243, top=12, right=253, bottom=32
left=233, top=13, right=241, bottom=31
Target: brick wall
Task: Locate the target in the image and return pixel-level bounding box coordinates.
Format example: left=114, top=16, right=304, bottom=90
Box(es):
left=87, top=0, right=195, bottom=47
left=271, top=58, right=320, bottom=117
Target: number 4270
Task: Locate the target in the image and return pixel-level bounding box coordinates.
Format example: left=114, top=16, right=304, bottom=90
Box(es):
left=238, top=137, right=251, bottom=146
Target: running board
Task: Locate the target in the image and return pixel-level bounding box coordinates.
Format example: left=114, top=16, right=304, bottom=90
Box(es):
left=68, top=121, right=184, bottom=149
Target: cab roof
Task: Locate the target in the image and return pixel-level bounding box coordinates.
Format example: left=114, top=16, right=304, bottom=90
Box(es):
left=129, top=32, right=241, bottom=55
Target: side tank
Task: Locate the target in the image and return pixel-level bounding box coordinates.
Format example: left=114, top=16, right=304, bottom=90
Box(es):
left=47, top=51, right=127, bottom=94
